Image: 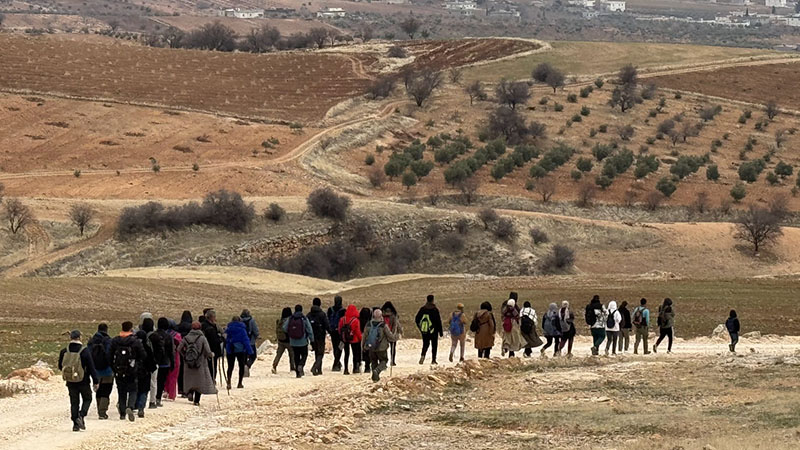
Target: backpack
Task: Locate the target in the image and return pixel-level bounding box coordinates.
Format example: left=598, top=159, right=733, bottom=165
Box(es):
left=470, top=314, right=480, bottom=333
left=449, top=312, right=464, bottom=337
left=150, top=331, right=167, bottom=364
left=606, top=311, right=617, bottom=329
left=502, top=316, right=513, bottom=333
left=340, top=318, right=356, bottom=342
left=288, top=316, right=305, bottom=340
left=309, top=314, right=326, bottom=338
left=276, top=319, right=289, bottom=342
left=364, top=323, right=383, bottom=351
left=329, top=308, right=344, bottom=333
left=418, top=313, right=434, bottom=334
left=585, top=304, right=597, bottom=326
left=559, top=311, right=570, bottom=332
left=243, top=317, right=253, bottom=339
left=657, top=307, right=666, bottom=327
left=633, top=307, right=645, bottom=328
left=183, top=338, right=203, bottom=370
left=62, top=346, right=85, bottom=383
left=90, top=340, right=110, bottom=371
left=113, top=342, right=137, bottom=379
left=521, top=315, right=534, bottom=334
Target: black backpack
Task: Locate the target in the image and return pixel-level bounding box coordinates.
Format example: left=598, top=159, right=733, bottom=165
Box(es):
left=606, top=311, right=617, bottom=329
left=469, top=315, right=480, bottom=333
left=150, top=332, right=167, bottom=364
left=113, top=343, right=137, bottom=379
left=309, top=314, right=326, bottom=338
left=585, top=305, right=597, bottom=326
left=520, top=315, right=534, bottom=334
left=340, top=318, right=356, bottom=342
left=90, top=341, right=110, bottom=371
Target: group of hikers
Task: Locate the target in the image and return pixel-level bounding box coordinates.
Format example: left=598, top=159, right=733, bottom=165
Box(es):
left=58, top=293, right=743, bottom=432
left=58, top=309, right=258, bottom=431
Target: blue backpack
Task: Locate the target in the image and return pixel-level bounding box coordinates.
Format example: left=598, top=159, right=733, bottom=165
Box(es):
left=364, top=323, right=382, bottom=351
left=449, top=312, right=464, bottom=337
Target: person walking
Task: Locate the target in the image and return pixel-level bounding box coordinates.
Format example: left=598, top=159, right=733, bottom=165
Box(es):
left=557, top=301, right=576, bottom=357
left=272, top=307, right=296, bottom=375
left=381, top=301, right=402, bottom=367
left=241, top=309, right=259, bottom=374
left=416, top=295, right=443, bottom=365
left=87, top=323, right=113, bottom=420
left=178, top=322, right=217, bottom=406
left=164, top=320, right=182, bottom=400
left=617, top=301, right=632, bottom=353
left=225, top=316, right=253, bottom=388
left=359, top=307, right=373, bottom=373
left=307, top=298, right=330, bottom=376
left=473, top=301, right=496, bottom=358
left=501, top=297, right=524, bottom=358
left=632, top=298, right=650, bottom=355
left=153, top=318, right=175, bottom=407
left=284, top=305, right=314, bottom=378
left=604, top=301, right=622, bottom=356
left=176, top=311, right=192, bottom=397
left=540, top=303, right=562, bottom=357
left=339, top=304, right=363, bottom=375
left=362, top=309, right=396, bottom=382
left=726, top=310, right=740, bottom=353
left=327, top=296, right=345, bottom=372
left=59, top=330, right=99, bottom=431
left=202, top=310, right=224, bottom=382
left=135, top=318, right=156, bottom=418
left=109, top=321, right=145, bottom=422
left=586, top=295, right=606, bottom=356
left=448, top=304, right=468, bottom=363
left=520, top=301, right=543, bottom=357
left=653, top=298, right=675, bottom=354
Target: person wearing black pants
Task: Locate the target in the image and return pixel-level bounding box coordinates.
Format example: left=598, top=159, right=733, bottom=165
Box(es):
left=478, top=348, right=491, bottom=358
left=226, top=353, right=247, bottom=387
left=224, top=315, right=254, bottom=388
left=307, top=298, right=330, bottom=376
left=327, top=296, right=345, bottom=372
left=283, top=305, right=315, bottom=378
left=110, top=321, right=145, bottom=422
left=87, top=323, right=114, bottom=420
left=359, top=307, right=373, bottom=372
left=59, top=330, right=99, bottom=431
left=343, top=342, right=361, bottom=374
left=416, top=295, right=444, bottom=365
left=338, top=304, right=363, bottom=374
left=653, top=298, right=675, bottom=354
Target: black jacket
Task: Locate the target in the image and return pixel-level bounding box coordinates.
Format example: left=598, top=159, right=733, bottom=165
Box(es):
left=109, top=334, right=146, bottom=381
left=726, top=317, right=740, bottom=334
left=202, top=321, right=224, bottom=356
left=135, top=330, right=157, bottom=374
left=327, top=305, right=344, bottom=337
left=307, top=305, right=330, bottom=342
left=152, top=329, right=175, bottom=369
left=87, top=331, right=112, bottom=372
left=59, top=342, right=99, bottom=386
left=415, top=303, right=443, bottom=337
left=619, top=307, right=632, bottom=330
left=177, top=321, right=193, bottom=338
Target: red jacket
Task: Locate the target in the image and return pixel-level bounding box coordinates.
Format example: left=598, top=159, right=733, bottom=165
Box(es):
left=338, top=305, right=362, bottom=344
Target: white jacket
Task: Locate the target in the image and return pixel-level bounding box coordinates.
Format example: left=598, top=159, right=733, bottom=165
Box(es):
left=605, top=301, right=622, bottom=332
left=520, top=307, right=537, bottom=325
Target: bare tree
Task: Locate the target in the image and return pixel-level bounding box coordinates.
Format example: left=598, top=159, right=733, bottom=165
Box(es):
left=448, top=67, right=464, bottom=85
left=576, top=182, right=596, bottom=208
left=308, top=27, right=329, bottom=49
left=407, top=70, right=443, bottom=107
left=644, top=191, right=664, bottom=211
left=457, top=178, right=480, bottom=205
left=609, top=84, right=638, bottom=112
left=162, top=26, right=185, bottom=48
left=765, top=100, right=779, bottom=120
left=495, top=79, right=530, bottom=110
left=693, top=191, right=710, bottom=214
left=359, top=23, right=374, bottom=42
left=367, top=76, right=395, bottom=100
left=69, top=203, right=95, bottom=236
left=618, top=64, right=638, bottom=87
left=186, top=21, right=237, bottom=51
left=5, top=198, right=33, bottom=234
left=545, top=69, right=565, bottom=93
left=535, top=176, right=556, bottom=203
left=399, top=16, right=421, bottom=39
left=478, top=208, right=498, bottom=230
left=735, top=206, right=782, bottom=254
left=243, top=25, right=281, bottom=53
left=464, top=80, right=485, bottom=106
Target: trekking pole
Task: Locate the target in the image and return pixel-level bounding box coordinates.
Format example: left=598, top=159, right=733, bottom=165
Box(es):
left=215, top=359, right=221, bottom=407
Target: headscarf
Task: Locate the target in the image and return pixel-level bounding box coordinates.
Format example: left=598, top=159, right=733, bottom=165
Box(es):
left=546, top=302, right=558, bottom=319
left=507, top=299, right=516, bottom=309
left=480, top=301, right=492, bottom=312
left=373, top=309, right=383, bottom=321
left=180, top=311, right=193, bottom=324
left=191, top=321, right=202, bottom=330
left=381, top=301, right=398, bottom=316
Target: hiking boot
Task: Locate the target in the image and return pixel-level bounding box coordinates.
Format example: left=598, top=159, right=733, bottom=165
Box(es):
left=73, top=420, right=81, bottom=432
left=459, top=357, right=465, bottom=363
left=332, top=363, right=342, bottom=372
left=138, top=409, right=145, bottom=418
left=431, top=360, right=438, bottom=366
left=567, top=353, right=573, bottom=359
left=120, top=414, right=126, bottom=421
left=344, top=369, right=350, bottom=375
left=193, top=401, right=200, bottom=407
left=156, top=399, right=163, bottom=407
left=244, top=366, right=250, bottom=378
left=149, top=402, right=157, bottom=409
left=653, top=346, right=657, bottom=354
left=126, top=408, right=135, bottom=422
left=449, top=354, right=454, bottom=363
left=729, top=344, right=733, bottom=352
left=77, top=416, right=86, bottom=430
left=237, top=383, right=244, bottom=389
left=419, top=356, right=425, bottom=365
left=644, top=351, right=651, bottom=355
left=271, top=367, right=277, bottom=375
left=372, top=370, right=380, bottom=382
left=226, top=382, right=232, bottom=390
left=391, top=361, right=397, bottom=367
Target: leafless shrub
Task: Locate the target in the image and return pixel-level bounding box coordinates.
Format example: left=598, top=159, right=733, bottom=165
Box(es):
left=69, top=203, right=95, bottom=236
left=478, top=208, right=498, bottom=230
left=493, top=218, right=518, bottom=242
left=575, top=182, right=596, bottom=208
left=439, top=232, right=465, bottom=253
left=263, top=203, right=286, bottom=223
left=5, top=198, right=33, bottom=234
left=529, top=227, right=549, bottom=245
left=644, top=191, right=665, bottom=211
left=368, top=167, right=387, bottom=188
left=307, top=188, right=350, bottom=221
left=535, top=176, right=556, bottom=203
left=540, top=244, right=575, bottom=273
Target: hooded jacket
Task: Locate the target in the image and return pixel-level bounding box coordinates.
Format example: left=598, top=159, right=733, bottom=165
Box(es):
left=109, top=332, right=145, bottom=382
left=241, top=311, right=259, bottom=345
left=415, top=302, right=443, bottom=337
left=202, top=320, right=223, bottom=356
left=307, top=305, right=330, bottom=342
left=362, top=319, right=396, bottom=352
left=338, top=305, right=362, bottom=344
left=542, top=305, right=562, bottom=337
left=225, top=321, right=255, bottom=355
left=381, top=301, right=403, bottom=336
left=177, top=312, right=193, bottom=338
left=726, top=316, right=740, bottom=334
left=619, top=304, right=632, bottom=330
left=473, top=309, right=496, bottom=350
left=284, top=312, right=314, bottom=347
left=327, top=298, right=344, bottom=336
left=605, top=301, right=622, bottom=332
left=87, top=330, right=113, bottom=377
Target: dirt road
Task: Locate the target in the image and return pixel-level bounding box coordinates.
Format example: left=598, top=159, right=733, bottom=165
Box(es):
left=1, top=335, right=798, bottom=450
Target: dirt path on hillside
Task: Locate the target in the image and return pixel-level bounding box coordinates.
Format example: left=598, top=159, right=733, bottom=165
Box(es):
left=1, top=335, right=798, bottom=450
left=3, top=214, right=116, bottom=278
left=23, top=220, right=51, bottom=257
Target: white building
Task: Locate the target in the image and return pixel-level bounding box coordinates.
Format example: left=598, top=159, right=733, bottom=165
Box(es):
left=766, top=0, right=786, bottom=7
left=316, top=7, right=346, bottom=18
left=444, top=0, right=479, bottom=15
left=220, top=8, right=264, bottom=18
left=604, top=0, right=626, bottom=12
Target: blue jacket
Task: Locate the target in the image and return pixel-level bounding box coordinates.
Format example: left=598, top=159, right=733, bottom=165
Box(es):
left=283, top=312, right=314, bottom=347
left=225, top=321, right=254, bottom=355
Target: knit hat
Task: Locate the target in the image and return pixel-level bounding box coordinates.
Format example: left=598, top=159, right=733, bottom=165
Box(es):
left=191, top=321, right=202, bottom=330
left=69, top=330, right=81, bottom=340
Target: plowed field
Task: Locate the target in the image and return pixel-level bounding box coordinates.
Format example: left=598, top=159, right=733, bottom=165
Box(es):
left=651, top=62, right=800, bottom=109
left=406, top=38, right=542, bottom=71
left=0, top=34, right=369, bottom=123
